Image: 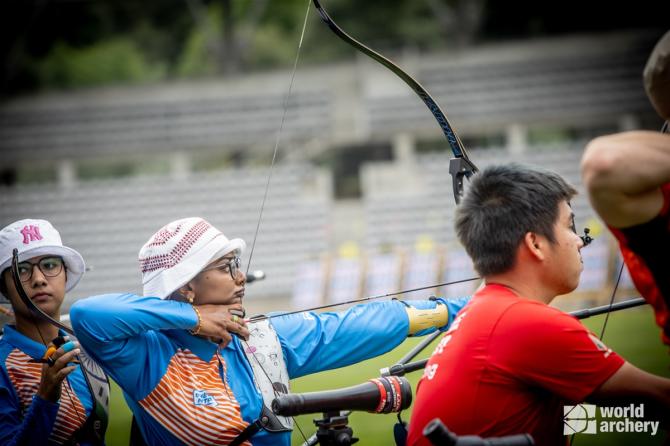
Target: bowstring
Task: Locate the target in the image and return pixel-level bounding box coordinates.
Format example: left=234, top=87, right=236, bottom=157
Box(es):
left=11, top=250, right=110, bottom=444
left=599, top=121, right=668, bottom=340
left=241, top=0, right=312, bottom=442
left=240, top=2, right=476, bottom=440
left=249, top=276, right=480, bottom=323
left=595, top=117, right=669, bottom=341
left=15, top=285, right=89, bottom=437
left=570, top=259, right=625, bottom=446
left=9, top=252, right=88, bottom=436
left=244, top=0, right=312, bottom=277
left=34, top=326, right=87, bottom=431
left=599, top=262, right=625, bottom=339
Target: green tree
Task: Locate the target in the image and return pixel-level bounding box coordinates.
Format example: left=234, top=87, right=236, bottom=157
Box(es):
left=39, top=38, right=165, bottom=89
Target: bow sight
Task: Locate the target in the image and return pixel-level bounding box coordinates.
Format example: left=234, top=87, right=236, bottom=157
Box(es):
left=580, top=228, right=593, bottom=247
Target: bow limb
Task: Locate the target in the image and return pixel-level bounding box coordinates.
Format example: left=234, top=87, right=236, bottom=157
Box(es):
left=10, top=249, right=109, bottom=443
left=595, top=115, right=668, bottom=340
left=312, top=0, right=478, bottom=203
left=311, top=0, right=481, bottom=380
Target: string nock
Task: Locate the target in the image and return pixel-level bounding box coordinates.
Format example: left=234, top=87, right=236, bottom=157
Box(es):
left=580, top=228, right=593, bottom=247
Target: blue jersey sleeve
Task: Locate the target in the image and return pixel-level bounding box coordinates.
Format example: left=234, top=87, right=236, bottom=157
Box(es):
left=271, top=297, right=470, bottom=378
left=70, top=293, right=198, bottom=399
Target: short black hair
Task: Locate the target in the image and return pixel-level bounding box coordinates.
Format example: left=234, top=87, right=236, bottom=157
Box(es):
left=455, top=163, right=577, bottom=276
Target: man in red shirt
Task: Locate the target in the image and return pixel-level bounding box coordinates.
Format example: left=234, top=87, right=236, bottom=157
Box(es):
left=581, top=30, right=670, bottom=346
left=407, top=164, right=670, bottom=446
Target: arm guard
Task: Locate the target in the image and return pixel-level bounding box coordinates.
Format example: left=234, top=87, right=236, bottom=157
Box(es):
left=405, top=302, right=449, bottom=335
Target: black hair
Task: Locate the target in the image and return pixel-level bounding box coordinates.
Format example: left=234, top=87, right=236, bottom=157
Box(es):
left=0, top=269, right=7, bottom=300
left=455, top=163, right=577, bottom=276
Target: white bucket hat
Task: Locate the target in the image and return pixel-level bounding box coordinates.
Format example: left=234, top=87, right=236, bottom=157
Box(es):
left=139, top=217, right=245, bottom=299
left=0, top=219, right=86, bottom=299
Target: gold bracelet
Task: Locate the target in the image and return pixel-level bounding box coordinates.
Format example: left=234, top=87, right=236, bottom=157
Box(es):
left=190, top=306, right=202, bottom=335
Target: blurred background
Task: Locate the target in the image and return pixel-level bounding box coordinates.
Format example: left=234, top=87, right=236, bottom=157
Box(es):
left=1, top=0, right=669, bottom=444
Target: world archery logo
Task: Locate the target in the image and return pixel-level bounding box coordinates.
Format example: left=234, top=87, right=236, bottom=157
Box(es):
left=563, top=403, right=659, bottom=436
left=563, top=404, right=597, bottom=434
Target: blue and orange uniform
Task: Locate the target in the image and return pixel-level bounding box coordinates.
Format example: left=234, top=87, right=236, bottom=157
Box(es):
left=70, top=293, right=469, bottom=446
left=0, top=325, right=97, bottom=445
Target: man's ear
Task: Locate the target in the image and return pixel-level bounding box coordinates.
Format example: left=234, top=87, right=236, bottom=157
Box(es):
left=523, top=232, right=545, bottom=261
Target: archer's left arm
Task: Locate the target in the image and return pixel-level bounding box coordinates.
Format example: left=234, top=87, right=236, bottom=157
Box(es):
left=272, top=296, right=470, bottom=378
left=581, top=131, right=670, bottom=228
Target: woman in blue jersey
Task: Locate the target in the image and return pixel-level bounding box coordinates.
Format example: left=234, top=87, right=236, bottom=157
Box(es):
left=0, top=219, right=108, bottom=445
left=70, top=217, right=469, bottom=446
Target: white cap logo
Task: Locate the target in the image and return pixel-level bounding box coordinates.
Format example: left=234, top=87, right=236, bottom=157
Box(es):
left=20, top=225, right=43, bottom=245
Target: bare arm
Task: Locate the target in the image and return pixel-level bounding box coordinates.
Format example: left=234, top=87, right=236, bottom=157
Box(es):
left=581, top=131, right=670, bottom=227
left=589, top=362, right=670, bottom=418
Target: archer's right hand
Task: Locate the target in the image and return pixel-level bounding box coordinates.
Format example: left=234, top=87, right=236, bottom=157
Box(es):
left=195, top=303, right=250, bottom=347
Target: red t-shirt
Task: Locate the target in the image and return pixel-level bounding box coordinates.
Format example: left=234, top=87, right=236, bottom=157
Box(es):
left=407, top=284, right=624, bottom=446
left=609, top=183, right=670, bottom=345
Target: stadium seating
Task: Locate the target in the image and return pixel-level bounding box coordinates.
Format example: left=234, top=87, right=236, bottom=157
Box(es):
left=1, top=31, right=652, bottom=310
left=0, top=164, right=330, bottom=306
left=0, top=92, right=332, bottom=164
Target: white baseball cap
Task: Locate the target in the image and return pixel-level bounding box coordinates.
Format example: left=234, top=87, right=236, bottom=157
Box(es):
left=0, top=219, right=86, bottom=299
left=139, top=217, right=246, bottom=299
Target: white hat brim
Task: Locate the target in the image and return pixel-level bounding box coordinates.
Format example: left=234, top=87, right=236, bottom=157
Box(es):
left=142, top=236, right=245, bottom=299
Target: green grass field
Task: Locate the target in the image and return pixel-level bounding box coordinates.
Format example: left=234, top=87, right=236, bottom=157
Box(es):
left=105, top=305, right=669, bottom=445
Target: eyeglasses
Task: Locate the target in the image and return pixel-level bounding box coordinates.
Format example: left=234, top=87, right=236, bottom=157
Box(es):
left=202, top=256, right=241, bottom=280
left=16, top=257, right=64, bottom=282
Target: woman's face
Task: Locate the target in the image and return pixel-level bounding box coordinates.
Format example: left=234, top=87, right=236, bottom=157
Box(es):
left=2, top=255, right=67, bottom=319
left=189, top=253, right=246, bottom=306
